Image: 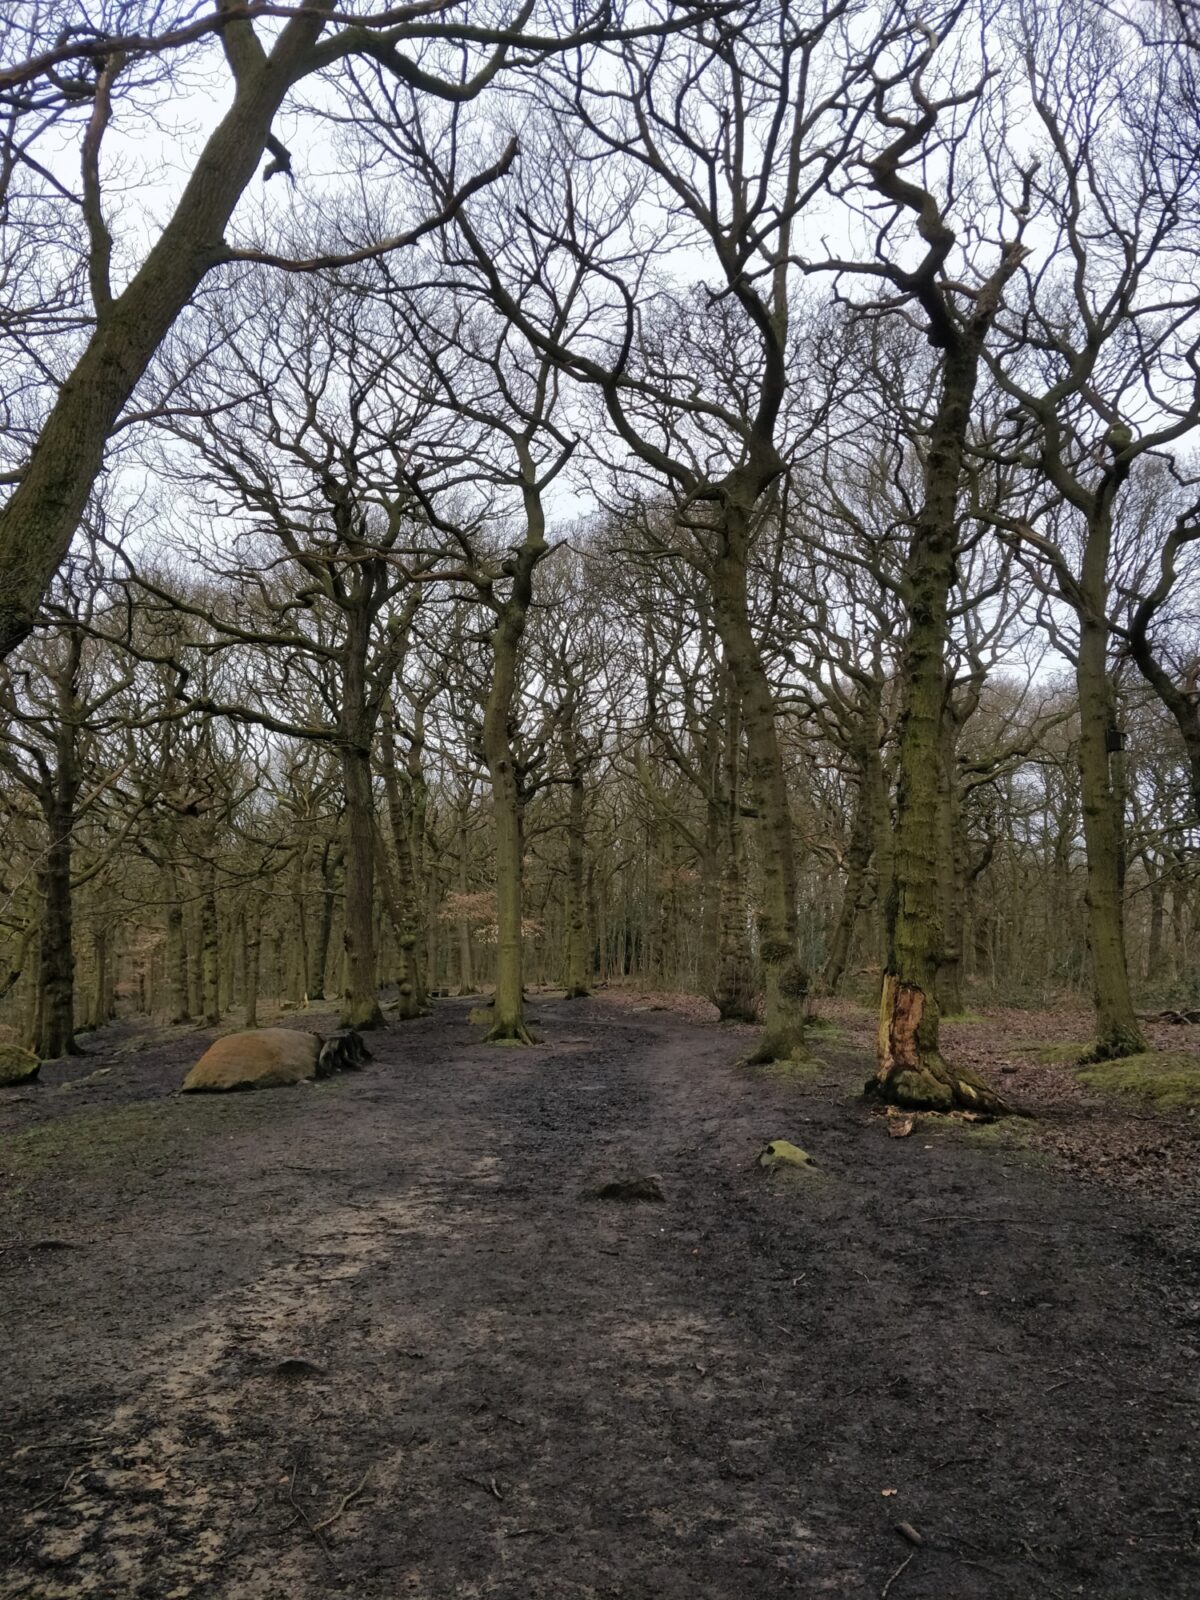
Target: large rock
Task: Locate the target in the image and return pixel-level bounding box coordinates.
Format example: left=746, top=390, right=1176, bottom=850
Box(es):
left=182, top=1029, right=322, bottom=1093
left=0, top=1045, right=40, bottom=1087
left=181, top=1027, right=370, bottom=1093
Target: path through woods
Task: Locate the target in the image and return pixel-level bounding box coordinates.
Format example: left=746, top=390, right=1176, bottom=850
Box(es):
left=2, top=996, right=1198, bottom=1598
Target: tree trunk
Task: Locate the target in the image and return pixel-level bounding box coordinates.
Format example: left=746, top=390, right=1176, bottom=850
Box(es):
left=85, top=923, right=113, bottom=1032
left=455, top=824, right=475, bottom=993
left=480, top=468, right=544, bottom=1045
left=340, top=742, right=383, bottom=1029
left=712, top=661, right=757, bottom=1021
left=934, top=713, right=966, bottom=1017
left=1146, top=873, right=1164, bottom=982
left=823, top=761, right=874, bottom=995
left=243, top=900, right=261, bottom=1028
left=200, top=873, right=220, bottom=1026
left=1076, top=609, right=1146, bottom=1058
left=35, top=809, right=78, bottom=1058
left=871, top=347, right=1010, bottom=1113
left=165, top=866, right=190, bottom=1023
left=563, top=739, right=590, bottom=999
left=712, top=516, right=807, bottom=1061
left=310, top=843, right=338, bottom=1000
left=381, top=729, right=423, bottom=1020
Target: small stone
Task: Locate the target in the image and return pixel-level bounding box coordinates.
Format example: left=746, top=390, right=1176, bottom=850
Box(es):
left=270, top=1356, right=327, bottom=1380
left=590, top=1175, right=665, bottom=1202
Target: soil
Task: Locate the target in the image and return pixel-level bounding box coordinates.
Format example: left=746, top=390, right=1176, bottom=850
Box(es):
left=2, top=993, right=1198, bottom=1599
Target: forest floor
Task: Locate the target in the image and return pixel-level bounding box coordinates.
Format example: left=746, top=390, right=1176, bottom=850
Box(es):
left=2, top=992, right=1199, bottom=1600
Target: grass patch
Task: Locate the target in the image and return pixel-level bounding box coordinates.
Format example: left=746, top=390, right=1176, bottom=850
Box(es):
left=1016, top=1041, right=1091, bottom=1066
left=0, top=1095, right=267, bottom=1179
left=1077, top=1052, right=1200, bottom=1111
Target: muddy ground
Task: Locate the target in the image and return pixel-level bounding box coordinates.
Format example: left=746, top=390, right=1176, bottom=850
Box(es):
left=2, top=994, right=1198, bottom=1599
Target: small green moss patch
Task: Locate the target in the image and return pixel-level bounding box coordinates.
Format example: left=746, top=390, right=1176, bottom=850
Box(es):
left=1077, top=1052, right=1200, bottom=1111
left=1, top=1096, right=269, bottom=1181
left=1016, top=1041, right=1091, bottom=1067
left=758, top=1139, right=815, bottom=1172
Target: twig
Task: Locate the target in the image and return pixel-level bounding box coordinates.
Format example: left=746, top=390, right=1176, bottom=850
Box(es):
left=313, top=1468, right=371, bottom=1532
left=286, top=1464, right=333, bottom=1561
left=881, top=1548, right=915, bottom=1598
left=503, top=1525, right=565, bottom=1538
left=31, top=1467, right=78, bottom=1511
left=460, top=1473, right=504, bottom=1500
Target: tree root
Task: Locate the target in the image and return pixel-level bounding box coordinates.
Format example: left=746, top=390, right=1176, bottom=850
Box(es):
left=486, top=1021, right=541, bottom=1047
left=866, top=1053, right=1028, bottom=1117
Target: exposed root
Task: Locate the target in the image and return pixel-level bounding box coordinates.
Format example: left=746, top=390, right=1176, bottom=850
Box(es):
left=1079, top=1025, right=1150, bottom=1065
left=742, top=1031, right=808, bottom=1068
left=486, top=1021, right=541, bottom=1047
left=875, top=975, right=1028, bottom=1118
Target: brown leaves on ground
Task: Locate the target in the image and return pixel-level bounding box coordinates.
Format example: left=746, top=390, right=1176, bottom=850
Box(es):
left=820, top=996, right=1200, bottom=1208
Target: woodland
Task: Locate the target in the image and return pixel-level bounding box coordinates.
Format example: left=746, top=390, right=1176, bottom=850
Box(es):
left=1, top=3, right=1200, bottom=1598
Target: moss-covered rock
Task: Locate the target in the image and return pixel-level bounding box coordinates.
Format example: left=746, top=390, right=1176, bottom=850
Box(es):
left=1077, top=1052, right=1200, bottom=1111
left=758, top=1139, right=815, bottom=1172
left=0, top=1045, right=40, bottom=1086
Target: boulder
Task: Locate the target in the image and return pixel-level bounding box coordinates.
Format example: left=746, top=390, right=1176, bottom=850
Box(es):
left=0, top=1045, right=40, bottom=1087
left=182, top=1027, right=371, bottom=1092
left=182, top=1029, right=321, bottom=1092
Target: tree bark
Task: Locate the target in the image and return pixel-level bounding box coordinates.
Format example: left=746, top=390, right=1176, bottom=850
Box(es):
left=200, top=870, right=220, bottom=1026
left=871, top=347, right=1011, bottom=1113
left=711, top=660, right=757, bottom=1021
left=562, top=728, right=591, bottom=999
left=1076, top=608, right=1147, bottom=1058
left=711, top=508, right=807, bottom=1061
left=480, top=464, right=545, bottom=1045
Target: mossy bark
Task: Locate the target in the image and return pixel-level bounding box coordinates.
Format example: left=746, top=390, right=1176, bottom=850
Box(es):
left=380, top=729, right=423, bottom=1021
left=454, top=807, right=476, bottom=994
left=243, top=899, right=261, bottom=1029
left=872, top=344, right=1010, bottom=1113
left=1076, top=603, right=1147, bottom=1060
left=481, top=452, right=545, bottom=1046
left=934, top=711, right=966, bottom=1016
left=165, top=867, right=190, bottom=1022
left=563, top=733, right=591, bottom=998
left=200, top=872, right=220, bottom=1027
left=338, top=592, right=384, bottom=1032
left=712, top=661, right=757, bottom=1021
left=712, top=502, right=806, bottom=1061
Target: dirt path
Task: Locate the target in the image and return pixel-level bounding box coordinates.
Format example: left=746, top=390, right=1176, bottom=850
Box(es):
left=2, top=996, right=1198, bottom=1598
